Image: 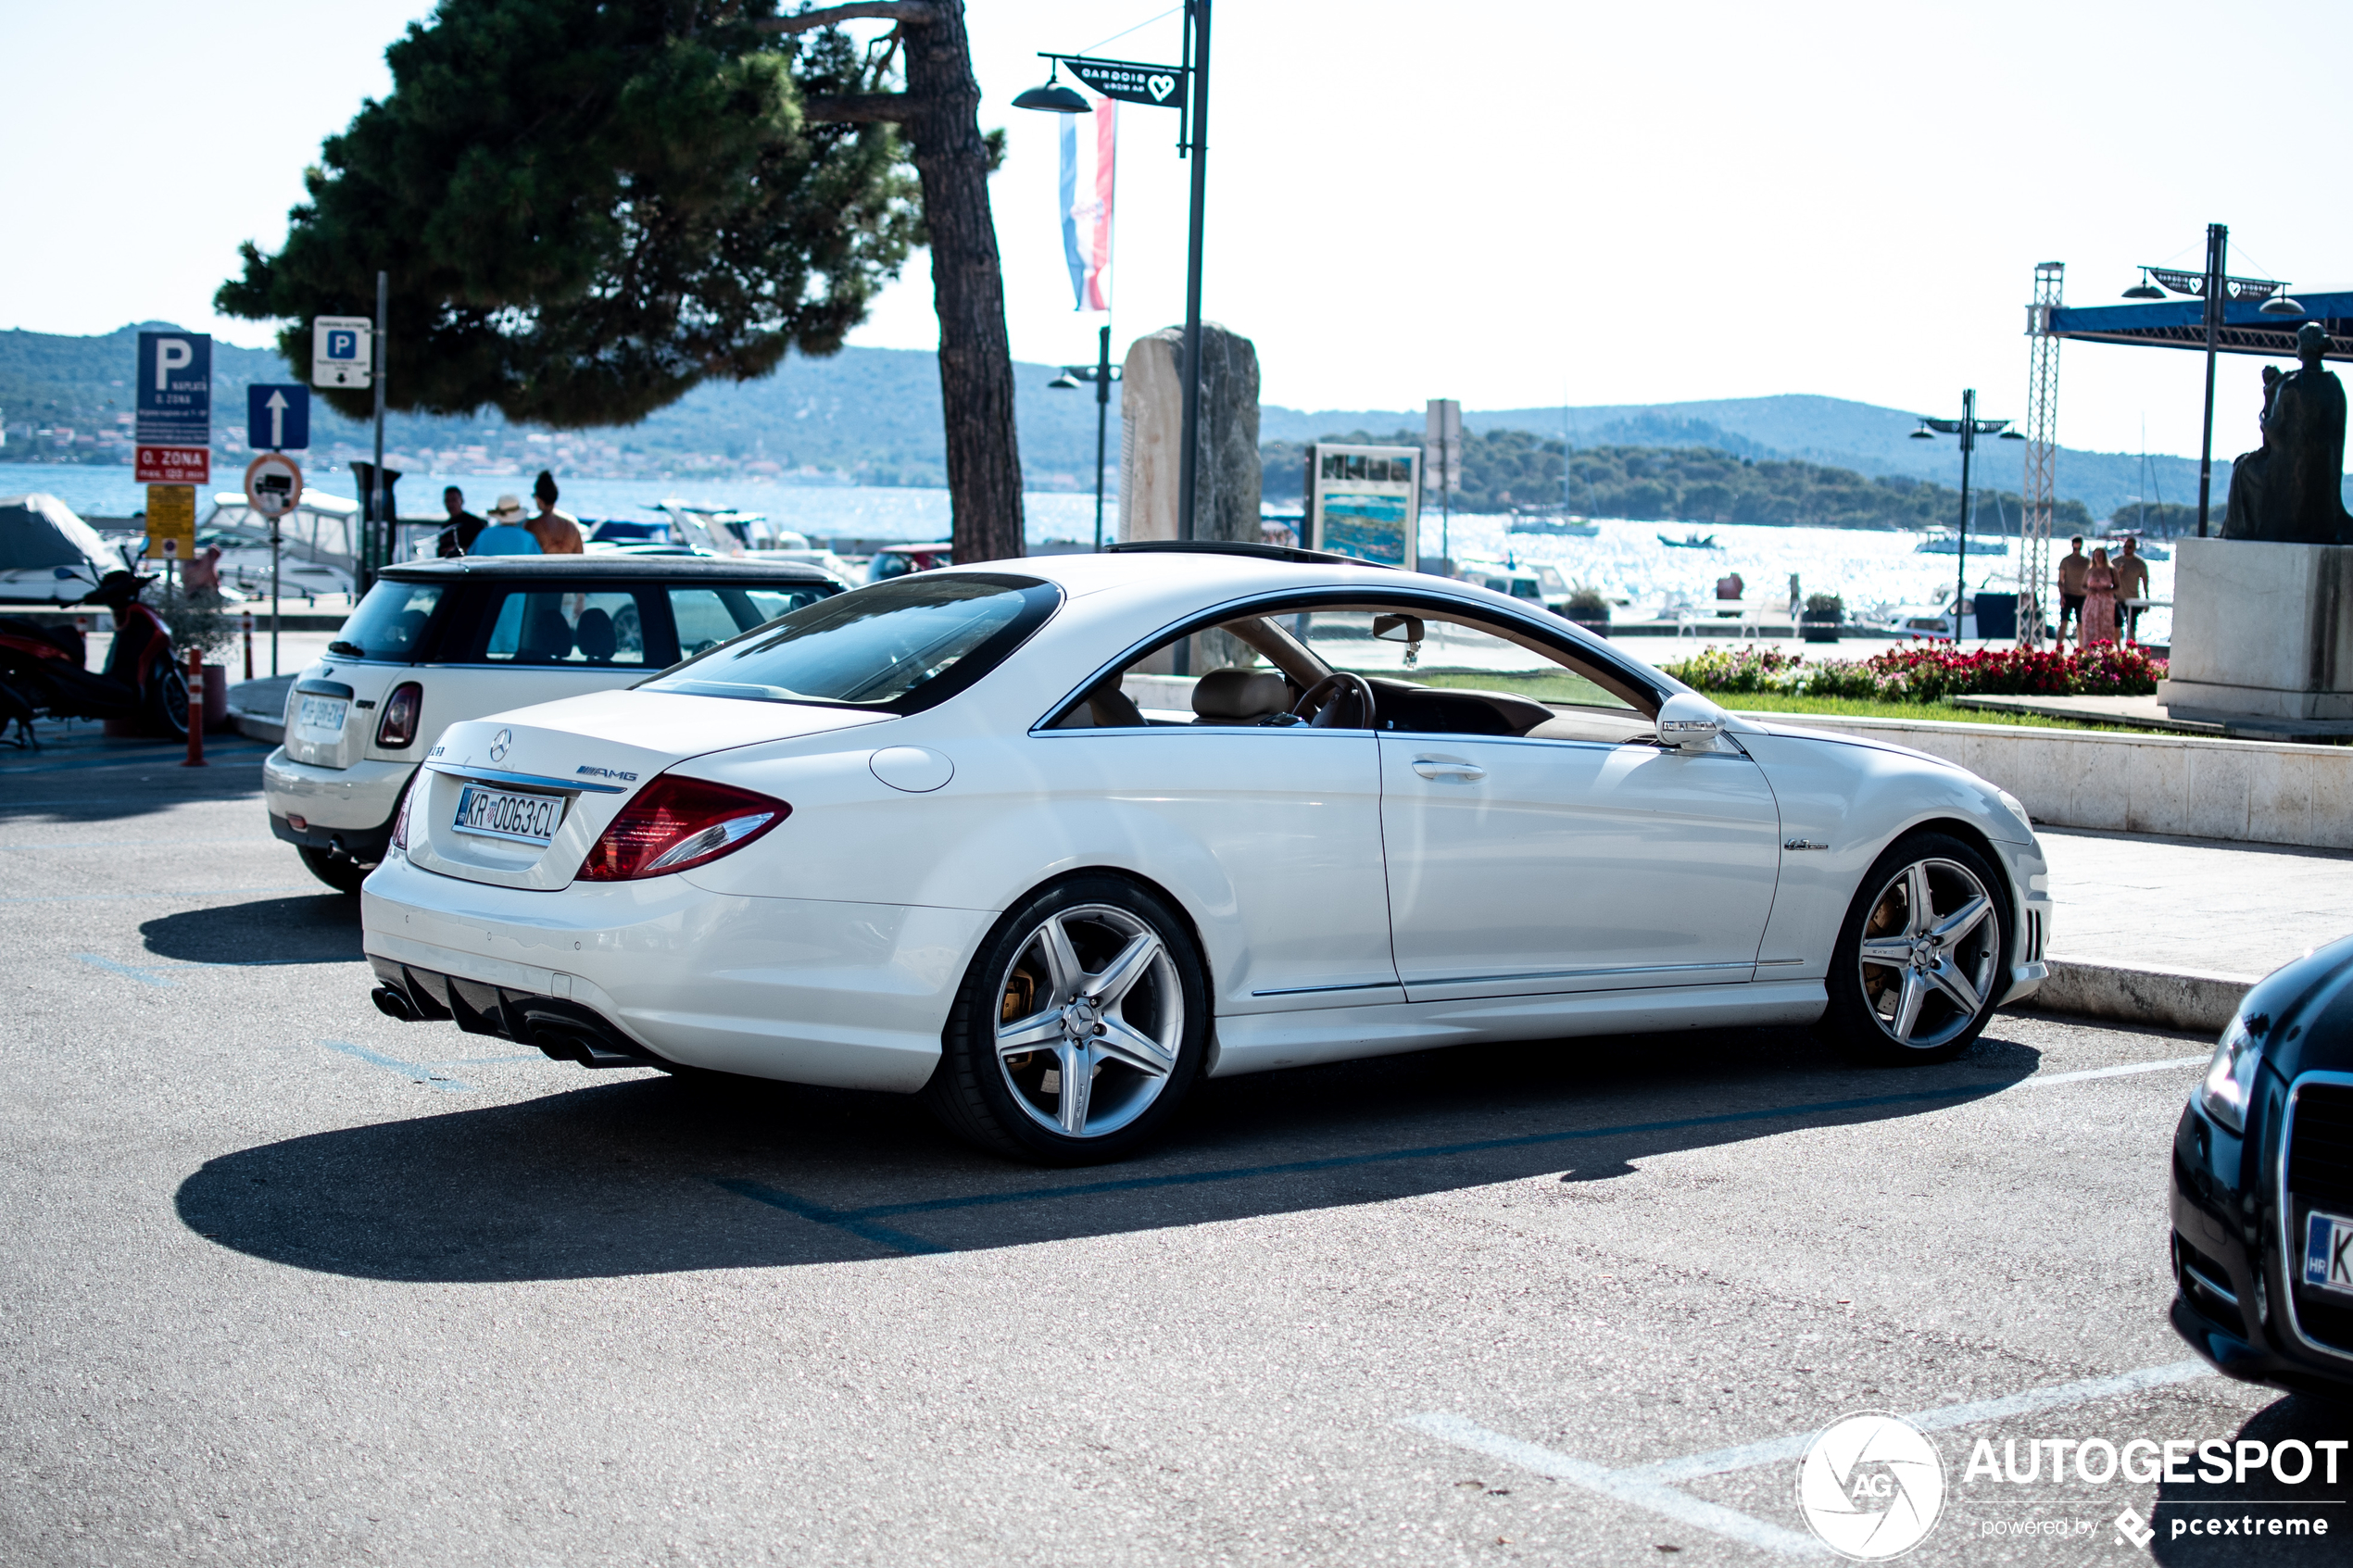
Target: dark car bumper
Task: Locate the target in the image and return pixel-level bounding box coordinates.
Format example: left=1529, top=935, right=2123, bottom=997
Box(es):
left=2171, top=1093, right=2353, bottom=1403
left=270, top=807, right=396, bottom=867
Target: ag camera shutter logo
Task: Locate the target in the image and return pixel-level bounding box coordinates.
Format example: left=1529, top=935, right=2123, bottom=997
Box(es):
left=1795, top=1411, right=1945, bottom=1559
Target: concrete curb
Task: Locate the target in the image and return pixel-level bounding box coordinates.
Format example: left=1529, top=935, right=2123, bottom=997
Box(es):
left=2033, top=955, right=2256, bottom=1036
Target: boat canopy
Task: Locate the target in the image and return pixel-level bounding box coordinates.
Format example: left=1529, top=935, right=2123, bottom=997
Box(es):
left=0, top=493, right=120, bottom=583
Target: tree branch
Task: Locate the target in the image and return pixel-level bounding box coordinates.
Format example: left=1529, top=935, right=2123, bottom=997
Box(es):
left=760, top=2, right=937, bottom=33
left=799, top=93, right=917, bottom=122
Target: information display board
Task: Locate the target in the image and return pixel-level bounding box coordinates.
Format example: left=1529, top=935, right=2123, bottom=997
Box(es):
left=145, top=483, right=196, bottom=560
left=1304, top=444, right=1421, bottom=568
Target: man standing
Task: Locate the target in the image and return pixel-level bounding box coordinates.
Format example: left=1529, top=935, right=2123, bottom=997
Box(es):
left=2056, top=536, right=2088, bottom=641
left=2113, top=536, right=2151, bottom=642
left=434, top=486, right=486, bottom=558
left=527, top=470, right=585, bottom=555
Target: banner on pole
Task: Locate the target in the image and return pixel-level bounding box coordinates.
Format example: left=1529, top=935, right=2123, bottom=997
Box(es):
left=1058, top=97, right=1116, bottom=312
left=1061, top=56, right=1185, bottom=108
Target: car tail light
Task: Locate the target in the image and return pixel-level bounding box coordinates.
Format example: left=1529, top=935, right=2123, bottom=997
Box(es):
left=376, top=682, right=424, bottom=748
left=390, top=780, right=416, bottom=852
left=576, top=775, right=789, bottom=882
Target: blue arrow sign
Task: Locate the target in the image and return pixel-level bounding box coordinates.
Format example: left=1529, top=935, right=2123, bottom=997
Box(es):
left=134, top=331, right=210, bottom=446
left=246, top=383, right=310, bottom=451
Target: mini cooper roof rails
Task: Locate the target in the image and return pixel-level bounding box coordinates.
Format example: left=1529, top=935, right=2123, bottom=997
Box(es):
left=1103, top=540, right=1397, bottom=570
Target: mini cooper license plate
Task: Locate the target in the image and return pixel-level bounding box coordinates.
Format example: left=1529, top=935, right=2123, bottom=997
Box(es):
left=452, top=784, right=565, bottom=846
left=295, top=694, right=347, bottom=737
left=2303, top=1210, right=2353, bottom=1296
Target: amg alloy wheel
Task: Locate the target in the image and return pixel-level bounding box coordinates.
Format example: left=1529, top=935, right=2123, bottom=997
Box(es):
left=925, top=876, right=1206, bottom=1164
left=1822, top=832, right=2007, bottom=1063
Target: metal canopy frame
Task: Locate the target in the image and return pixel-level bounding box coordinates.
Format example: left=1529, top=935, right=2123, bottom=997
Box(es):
left=2045, top=292, right=2353, bottom=360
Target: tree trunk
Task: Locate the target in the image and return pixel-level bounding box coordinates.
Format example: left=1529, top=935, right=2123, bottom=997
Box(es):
left=899, top=3, right=1023, bottom=563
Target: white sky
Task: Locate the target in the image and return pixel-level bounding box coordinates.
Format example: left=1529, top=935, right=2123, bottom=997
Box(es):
left=4, top=0, right=2344, bottom=464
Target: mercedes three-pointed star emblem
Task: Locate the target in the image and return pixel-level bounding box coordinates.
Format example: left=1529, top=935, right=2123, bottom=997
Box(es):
left=487, top=727, right=511, bottom=762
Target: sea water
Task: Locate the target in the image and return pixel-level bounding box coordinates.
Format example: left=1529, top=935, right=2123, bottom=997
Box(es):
left=0, top=461, right=2170, bottom=640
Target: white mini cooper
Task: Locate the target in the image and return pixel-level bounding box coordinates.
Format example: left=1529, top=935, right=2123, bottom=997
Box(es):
left=265, top=557, right=841, bottom=892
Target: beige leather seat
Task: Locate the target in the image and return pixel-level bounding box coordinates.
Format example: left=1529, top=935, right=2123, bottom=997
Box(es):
left=1191, top=668, right=1291, bottom=723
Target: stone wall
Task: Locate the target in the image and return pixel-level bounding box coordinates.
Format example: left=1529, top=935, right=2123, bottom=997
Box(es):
left=2163, top=536, right=2353, bottom=721
left=1755, top=711, right=2353, bottom=850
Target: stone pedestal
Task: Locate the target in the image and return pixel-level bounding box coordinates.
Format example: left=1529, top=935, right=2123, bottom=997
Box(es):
left=2159, top=536, right=2353, bottom=721
left=1117, top=323, right=1262, bottom=546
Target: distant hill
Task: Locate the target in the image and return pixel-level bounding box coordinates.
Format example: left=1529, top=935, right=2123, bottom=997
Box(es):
left=6, top=323, right=2325, bottom=523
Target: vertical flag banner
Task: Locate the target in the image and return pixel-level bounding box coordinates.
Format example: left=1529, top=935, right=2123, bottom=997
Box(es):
left=1057, top=98, right=1117, bottom=312
left=1058, top=113, right=1087, bottom=308
left=1086, top=99, right=1116, bottom=311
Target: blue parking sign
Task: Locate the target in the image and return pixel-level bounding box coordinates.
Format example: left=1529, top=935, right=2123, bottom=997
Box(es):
left=246, top=384, right=310, bottom=451
left=134, top=331, right=211, bottom=446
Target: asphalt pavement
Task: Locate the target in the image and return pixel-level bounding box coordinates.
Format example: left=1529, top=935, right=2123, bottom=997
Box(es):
left=1, top=727, right=2341, bottom=1566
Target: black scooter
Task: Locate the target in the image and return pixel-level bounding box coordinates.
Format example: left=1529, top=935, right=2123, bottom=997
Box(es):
left=0, top=572, right=188, bottom=747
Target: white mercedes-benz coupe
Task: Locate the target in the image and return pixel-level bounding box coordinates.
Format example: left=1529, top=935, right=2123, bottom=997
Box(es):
left=360, top=543, right=2050, bottom=1163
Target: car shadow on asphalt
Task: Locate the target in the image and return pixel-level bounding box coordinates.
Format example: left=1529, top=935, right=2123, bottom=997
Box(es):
left=2150, top=1392, right=2353, bottom=1563
left=175, top=1021, right=2045, bottom=1283
left=140, top=893, right=361, bottom=965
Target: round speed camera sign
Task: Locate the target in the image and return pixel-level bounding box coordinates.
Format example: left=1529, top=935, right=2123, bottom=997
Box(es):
left=243, top=452, right=305, bottom=521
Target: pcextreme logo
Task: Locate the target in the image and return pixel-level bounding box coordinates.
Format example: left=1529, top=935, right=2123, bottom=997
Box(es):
left=1796, top=1412, right=1946, bottom=1560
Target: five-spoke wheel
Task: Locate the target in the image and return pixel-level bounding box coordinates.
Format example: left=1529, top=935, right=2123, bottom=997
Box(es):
left=1822, top=832, right=2007, bottom=1063
left=925, top=876, right=1206, bottom=1163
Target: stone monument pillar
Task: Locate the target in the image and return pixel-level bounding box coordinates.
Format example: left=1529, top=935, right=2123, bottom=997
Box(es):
left=1117, top=322, right=1262, bottom=546
left=2164, top=323, right=2353, bottom=731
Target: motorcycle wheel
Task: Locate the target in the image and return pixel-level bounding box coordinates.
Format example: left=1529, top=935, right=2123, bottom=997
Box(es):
left=145, top=662, right=189, bottom=740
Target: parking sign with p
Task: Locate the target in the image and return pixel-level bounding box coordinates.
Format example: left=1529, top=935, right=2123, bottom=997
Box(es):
left=312, top=316, right=372, bottom=390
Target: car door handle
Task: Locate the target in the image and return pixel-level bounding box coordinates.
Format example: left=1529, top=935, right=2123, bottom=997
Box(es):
left=1412, top=759, right=1486, bottom=780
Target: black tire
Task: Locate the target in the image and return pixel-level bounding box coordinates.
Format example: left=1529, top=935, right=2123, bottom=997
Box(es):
left=145, top=661, right=189, bottom=740
left=298, top=846, right=371, bottom=895
left=1819, top=830, right=2009, bottom=1065
left=922, top=874, right=1208, bottom=1165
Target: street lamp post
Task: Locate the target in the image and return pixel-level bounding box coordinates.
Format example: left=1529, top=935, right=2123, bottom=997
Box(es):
left=2118, top=224, right=2305, bottom=537
left=1016, top=1, right=1211, bottom=539
left=1049, top=324, right=1122, bottom=551
left=1912, top=389, right=2017, bottom=640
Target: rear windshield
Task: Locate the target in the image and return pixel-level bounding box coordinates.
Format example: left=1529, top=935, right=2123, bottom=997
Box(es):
left=333, top=581, right=445, bottom=660
left=642, top=573, right=1057, bottom=712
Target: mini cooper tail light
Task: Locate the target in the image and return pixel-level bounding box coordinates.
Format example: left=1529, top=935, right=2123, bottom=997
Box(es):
left=576, top=775, right=789, bottom=882
left=376, top=683, right=424, bottom=748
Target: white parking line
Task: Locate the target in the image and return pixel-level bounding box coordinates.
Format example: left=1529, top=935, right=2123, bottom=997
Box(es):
left=1400, top=1412, right=1829, bottom=1558
left=2020, top=1055, right=2209, bottom=1088
left=1403, top=1358, right=2217, bottom=1557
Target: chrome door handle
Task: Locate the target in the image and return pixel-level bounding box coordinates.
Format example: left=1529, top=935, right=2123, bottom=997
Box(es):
left=1412, top=759, right=1486, bottom=780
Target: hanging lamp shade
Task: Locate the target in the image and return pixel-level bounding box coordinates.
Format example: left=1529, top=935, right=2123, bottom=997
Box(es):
left=1998, top=429, right=2026, bottom=440
left=2260, top=294, right=2306, bottom=317
left=2121, top=270, right=2166, bottom=301
left=1909, top=427, right=1936, bottom=440
left=1048, top=370, right=1083, bottom=389
left=1013, top=77, right=1090, bottom=113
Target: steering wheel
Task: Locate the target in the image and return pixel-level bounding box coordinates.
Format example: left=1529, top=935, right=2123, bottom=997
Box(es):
left=1290, top=671, right=1378, bottom=729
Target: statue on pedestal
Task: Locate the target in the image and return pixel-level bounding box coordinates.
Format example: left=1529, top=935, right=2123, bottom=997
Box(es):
left=2224, top=322, right=2352, bottom=544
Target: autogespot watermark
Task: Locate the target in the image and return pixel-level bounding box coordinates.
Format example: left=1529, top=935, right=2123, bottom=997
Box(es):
left=1795, top=1414, right=2344, bottom=1558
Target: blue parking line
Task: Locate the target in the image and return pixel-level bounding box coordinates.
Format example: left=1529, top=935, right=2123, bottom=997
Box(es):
left=713, top=1080, right=2019, bottom=1255
left=714, top=1179, right=953, bottom=1257
left=74, top=953, right=177, bottom=988
left=320, top=1038, right=472, bottom=1092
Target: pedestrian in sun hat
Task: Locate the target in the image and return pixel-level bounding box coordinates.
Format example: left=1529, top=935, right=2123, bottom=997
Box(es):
left=468, top=495, right=541, bottom=556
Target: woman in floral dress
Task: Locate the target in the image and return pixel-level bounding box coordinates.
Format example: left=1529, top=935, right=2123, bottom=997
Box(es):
left=2078, top=546, right=2118, bottom=650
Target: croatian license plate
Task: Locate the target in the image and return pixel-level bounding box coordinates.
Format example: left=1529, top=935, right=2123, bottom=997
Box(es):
left=2303, top=1210, right=2353, bottom=1296
left=452, top=784, right=565, bottom=846
left=295, top=695, right=347, bottom=737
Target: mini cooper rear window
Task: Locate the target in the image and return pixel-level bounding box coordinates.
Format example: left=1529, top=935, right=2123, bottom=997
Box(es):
left=642, top=573, right=1058, bottom=712
left=333, top=582, right=445, bottom=659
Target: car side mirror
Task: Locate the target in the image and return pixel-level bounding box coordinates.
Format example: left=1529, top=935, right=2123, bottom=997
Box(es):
left=1656, top=692, right=1727, bottom=751
left=1371, top=613, right=1425, bottom=644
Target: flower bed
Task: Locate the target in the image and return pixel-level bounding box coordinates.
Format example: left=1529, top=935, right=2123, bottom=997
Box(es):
left=1660, top=643, right=2165, bottom=703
